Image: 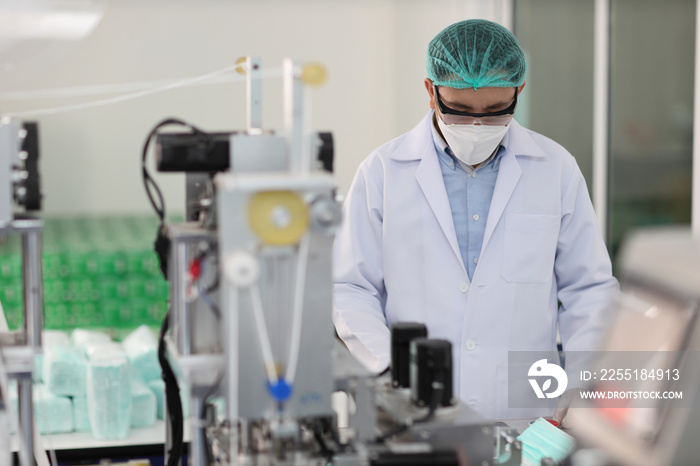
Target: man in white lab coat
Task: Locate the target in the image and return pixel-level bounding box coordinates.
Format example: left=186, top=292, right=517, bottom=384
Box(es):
left=332, top=19, right=619, bottom=420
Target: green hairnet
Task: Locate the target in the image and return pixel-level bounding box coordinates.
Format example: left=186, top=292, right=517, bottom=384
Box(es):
left=427, top=19, right=526, bottom=90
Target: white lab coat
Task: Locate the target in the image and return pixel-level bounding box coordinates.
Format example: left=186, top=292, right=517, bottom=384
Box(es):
left=333, top=111, right=619, bottom=420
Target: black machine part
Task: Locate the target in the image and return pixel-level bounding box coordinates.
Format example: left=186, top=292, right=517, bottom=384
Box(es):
left=410, top=338, right=453, bottom=408
left=391, top=322, right=428, bottom=388
left=156, top=131, right=233, bottom=172
left=317, top=132, right=334, bottom=172
left=19, top=122, right=42, bottom=211
left=369, top=450, right=459, bottom=466
left=155, top=131, right=334, bottom=173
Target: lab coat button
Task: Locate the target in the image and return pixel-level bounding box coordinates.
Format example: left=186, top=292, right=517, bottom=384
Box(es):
left=468, top=399, right=479, bottom=407
left=465, top=340, right=476, bottom=351
left=459, top=282, right=469, bottom=293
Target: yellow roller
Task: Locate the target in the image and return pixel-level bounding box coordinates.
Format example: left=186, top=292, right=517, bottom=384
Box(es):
left=248, top=191, right=309, bottom=246
left=301, top=63, right=328, bottom=87
left=235, top=56, right=248, bottom=75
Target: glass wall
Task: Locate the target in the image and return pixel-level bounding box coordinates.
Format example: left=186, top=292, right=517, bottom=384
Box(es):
left=608, top=0, right=695, bottom=256
left=514, top=0, right=596, bottom=188
left=515, top=0, right=695, bottom=260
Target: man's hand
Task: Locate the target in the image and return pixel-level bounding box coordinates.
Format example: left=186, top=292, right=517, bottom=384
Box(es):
left=553, top=388, right=584, bottom=427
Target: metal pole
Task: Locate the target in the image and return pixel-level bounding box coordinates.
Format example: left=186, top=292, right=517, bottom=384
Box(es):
left=22, top=227, right=43, bottom=349
left=246, top=57, right=262, bottom=132
left=189, top=394, right=206, bottom=466
left=17, top=377, right=34, bottom=466
left=171, top=239, right=191, bottom=356
left=0, top=119, right=20, bottom=229
left=283, top=59, right=308, bottom=173
left=501, top=0, right=514, bottom=32
left=226, top=288, right=239, bottom=465
left=693, top=0, right=700, bottom=239
left=593, top=0, right=611, bottom=238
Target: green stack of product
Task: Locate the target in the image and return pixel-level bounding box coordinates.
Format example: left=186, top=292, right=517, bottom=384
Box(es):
left=0, top=216, right=170, bottom=331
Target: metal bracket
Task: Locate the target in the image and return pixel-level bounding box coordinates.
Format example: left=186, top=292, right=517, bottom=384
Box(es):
left=494, top=427, right=523, bottom=466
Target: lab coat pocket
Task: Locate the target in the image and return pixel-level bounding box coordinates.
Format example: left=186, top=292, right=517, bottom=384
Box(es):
left=502, top=214, right=559, bottom=284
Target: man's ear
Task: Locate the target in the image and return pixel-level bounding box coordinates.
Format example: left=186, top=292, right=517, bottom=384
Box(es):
left=424, top=78, right=436, bottom=110
left=517, top=81, right=526, bottom=95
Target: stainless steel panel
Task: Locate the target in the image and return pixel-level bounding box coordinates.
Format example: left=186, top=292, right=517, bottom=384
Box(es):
left=230, top=134, right=287, bottom=173
left=0, top=120, right=20, bottom=228
left=217, top=173, right=335, bottom=420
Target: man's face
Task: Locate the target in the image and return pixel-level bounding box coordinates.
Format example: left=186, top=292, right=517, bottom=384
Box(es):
left=424, top=79, right=525, bottom=123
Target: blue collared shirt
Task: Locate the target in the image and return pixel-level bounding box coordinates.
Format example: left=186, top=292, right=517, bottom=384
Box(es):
left=430, top=113, right=508, bottom=281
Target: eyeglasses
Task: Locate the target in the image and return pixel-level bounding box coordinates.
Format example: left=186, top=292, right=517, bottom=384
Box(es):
left=434, top=86, right=517, bottom=126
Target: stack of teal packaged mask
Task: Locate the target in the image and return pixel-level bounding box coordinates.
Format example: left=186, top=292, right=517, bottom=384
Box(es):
left=9, top=385, right=74, bottom=435
left=131, top=380, right=157, bottom=428
left=122, top=325, right=161, bottom=382
left=86, top=343, right=132, bottom=440
left=11, top=327, right=183, bottom=438
left=0, top=216, right=169, bottom=331
left=43, top=346, right=88, bottom=397
left=0, top=215, right=193, bottom=439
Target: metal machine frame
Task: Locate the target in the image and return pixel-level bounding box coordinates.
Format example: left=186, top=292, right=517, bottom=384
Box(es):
left=0, top=118, right=44, bottom=466
left=159, top=57, right=523, bottom=466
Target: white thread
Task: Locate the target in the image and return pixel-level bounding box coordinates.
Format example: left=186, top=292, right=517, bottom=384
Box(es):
left=1, top=64, right=284, bottom=118
left=285, top=234, right=309, bottom=385
left=250, top=284, right=279, bottom=385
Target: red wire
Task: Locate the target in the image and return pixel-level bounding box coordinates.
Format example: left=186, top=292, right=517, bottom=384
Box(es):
left=189, top=258, right=201, bottom=280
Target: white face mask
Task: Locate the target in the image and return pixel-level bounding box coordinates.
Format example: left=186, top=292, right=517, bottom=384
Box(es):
left=437, top=116, right=509, bottom=166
